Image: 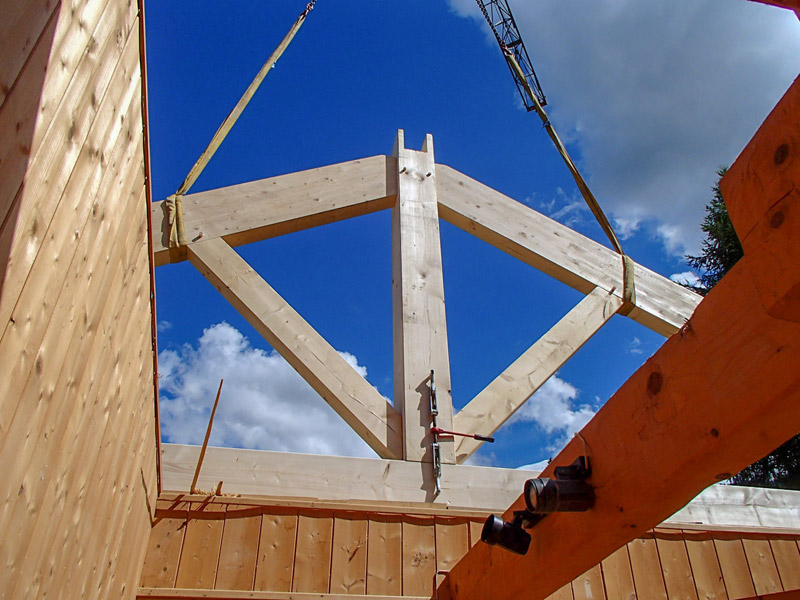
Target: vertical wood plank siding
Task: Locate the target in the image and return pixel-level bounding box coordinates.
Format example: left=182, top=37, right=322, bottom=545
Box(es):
left=139, top=499, right=800, bottom=599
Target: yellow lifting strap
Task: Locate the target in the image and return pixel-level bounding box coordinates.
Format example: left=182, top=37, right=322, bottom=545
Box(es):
left=167, top=1, right=318, bottom=248
left=504, top=49, right=637, bottom=315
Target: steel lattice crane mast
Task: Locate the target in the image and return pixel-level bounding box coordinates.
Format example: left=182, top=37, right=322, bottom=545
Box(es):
left=476, top=0, right=547, bottom=107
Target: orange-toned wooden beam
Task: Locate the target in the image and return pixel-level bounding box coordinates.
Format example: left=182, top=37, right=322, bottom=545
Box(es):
left=750, top=0, right=800, bottom=16
left=441, top=75, right=800, bottom=600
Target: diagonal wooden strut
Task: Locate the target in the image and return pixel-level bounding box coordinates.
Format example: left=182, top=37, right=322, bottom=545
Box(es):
left=453, top=286, right=623, bottom=463
left=187, top=237, right=403, bottom=459
left=435, top=164, right=701, bottom=336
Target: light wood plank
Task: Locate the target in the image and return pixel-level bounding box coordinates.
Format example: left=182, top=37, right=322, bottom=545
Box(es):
left=0, top=0, right=59, bottom=108
left=292, top=514, right=334, bottom=593
left=770, top=538, right=800, bottom=590
left=435, top=163, right=701, bottom=336
left=601, top=545, right=636, bottom=600
left=161, top=443, right=532, bottom=511
left=684, top=532, right=728, bottom=600
left=547, top=585, right=575, bottom=600
left=392, top=130, right=454, bottom=463
left=366, top=515, right=402, bottom=596
left=571, top=564, right=606, bottom=600
left=0, top=10, right=144, bottom=447
left=655, top=532, right=699, bottom=600
left=138, top=589, right=431, bottom=600
left=453, top=286, right=622, bottom=462
left=402, top=518, right=437, bottom=597
left=715, top=537, right=757, bottom=600
left=216, top=505, right=262, bottom=591
left=140, top=501, right=190, bottom=588
left=187, top=237, right=402, bottom=459
left=435, top=521, right=469, bottom=573
left=742, top=538, right=782, bottom=596
left=151, top=155, right=396, bottom=266
left=628, top=535, right=668, bottom=600
left=0, top=0, right=138, bottom=243
left=175, top=503, right=227, bottom=589
left=255, top=513, right=298, bottom=593
left=468, top=521, right=483, bottom=547
left=0, top=154, right=147, bottom=596
left=159, top=491, right=493, bottom=520
left=330, top=515, right=368, bottom=595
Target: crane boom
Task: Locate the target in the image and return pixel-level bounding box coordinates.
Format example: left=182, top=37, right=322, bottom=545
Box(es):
left=475, top=0, right=546, bottom=107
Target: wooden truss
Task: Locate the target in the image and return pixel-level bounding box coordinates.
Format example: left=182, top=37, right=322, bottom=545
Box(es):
left=153, top=129, right=700, bottom=466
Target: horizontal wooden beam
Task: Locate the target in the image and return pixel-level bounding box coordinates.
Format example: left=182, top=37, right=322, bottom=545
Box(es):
left=435, top=164, right=701, bottom=336
left=188, top=238, right=402, bottom=459
left=155, top=490, right=493, bottom=519
left=152, top=155, right=396, bottom=266
left=453, top=286, right=622, bottom=463
left=161, top=443, right=536, bottom=511
left=442, top=75, right=800, bottom=600
left=138, top=589, right=430, bottom=600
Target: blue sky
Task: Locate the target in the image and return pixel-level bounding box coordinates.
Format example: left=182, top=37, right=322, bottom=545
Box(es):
left=146, top=1, right=799, bottom=468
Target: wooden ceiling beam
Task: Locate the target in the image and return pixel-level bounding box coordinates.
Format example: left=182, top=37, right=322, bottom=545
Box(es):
left=440, top=75, right=800, bottom=600
left=435, top=164, right=701, bottom=336
left=152, top=155, right=396, bottom=266
left=187, top=237, right=403, bottom=459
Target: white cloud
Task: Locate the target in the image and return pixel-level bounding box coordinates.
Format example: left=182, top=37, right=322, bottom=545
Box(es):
left=670, top=270, right=702, bottom=288
left=158, top=322, right=377, bottom=458
left=157, top=320, right=172, bottom=332
left=448, top=0, right=800, bottom=256
left=510, top=375, right=596, bottom=453
left=629, top=336, right=643, bottom=355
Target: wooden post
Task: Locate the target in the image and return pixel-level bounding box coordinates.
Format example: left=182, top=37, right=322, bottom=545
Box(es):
left=190, top=378, right=224, bottom=494
left=392, top=130, right=455, bottom=463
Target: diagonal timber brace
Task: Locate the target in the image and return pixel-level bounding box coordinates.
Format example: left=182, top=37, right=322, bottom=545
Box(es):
left=187, top=237, right=403, bottom=459
left=453, top=286, right=623, bottom=463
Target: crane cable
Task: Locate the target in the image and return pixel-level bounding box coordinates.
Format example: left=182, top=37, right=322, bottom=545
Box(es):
left=503, top=48, right=637, bottom=315
left=167, top=1, right=317, bottom=249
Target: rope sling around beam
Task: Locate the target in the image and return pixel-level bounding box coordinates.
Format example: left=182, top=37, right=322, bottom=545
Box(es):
left=503, top=48, right=637, bottom=315
left=167, top=1, right=318, bottom=249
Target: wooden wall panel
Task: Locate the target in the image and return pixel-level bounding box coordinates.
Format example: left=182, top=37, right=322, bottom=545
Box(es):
left=571, top=564, right=606, bottom=600
left=0, top=0, right=157, bottom=597
left=742, top=539, right=782, bottom=596
left=175, top=503, right=226, bottom=589
left=292, top=513, right=334, bottom=593
left=367, top=514, right=403, bottom=596
left=601, top=545, right=636, bottom=600
left=655, top=531, right=699, bottom=600
left=402, top=518, right=437, bottom=597
left=684, top=532, right=728, bottom=600
left=628, top=535, right=668, bottom=600
left=139, top=499, right=800, bottom=600
left=140, top=501, right=190, bottom=588
left=770, top=538, right=800, bottom=590
left=330, top=515, right=368, bottom=595
left=215, top=506, right=261, bottom=591
left=715, top=536, right=757, bottom=599
left=255, top=513, right=297, bottom=592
